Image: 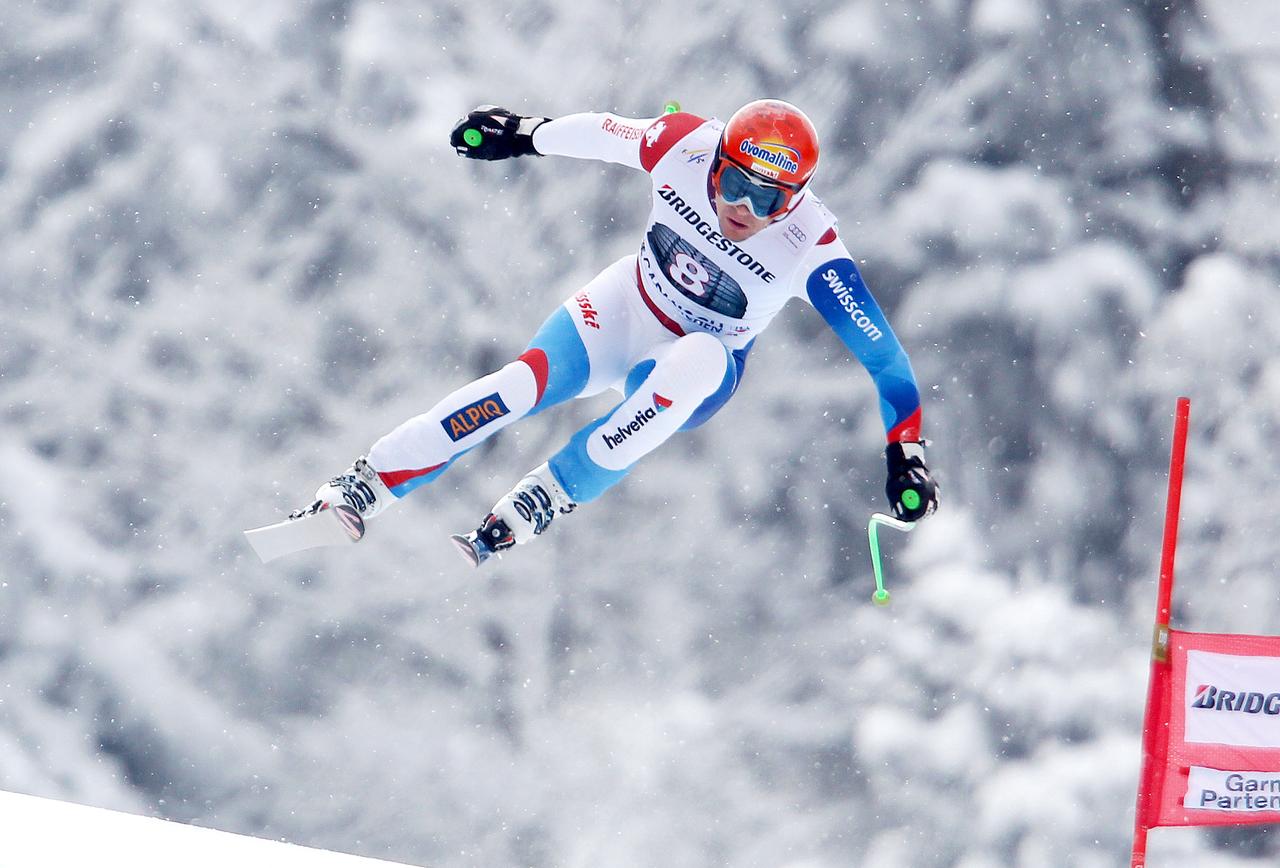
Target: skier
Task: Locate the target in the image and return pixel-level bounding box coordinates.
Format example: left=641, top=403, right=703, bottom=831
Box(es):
left=297, top=100, right=939, bottom=565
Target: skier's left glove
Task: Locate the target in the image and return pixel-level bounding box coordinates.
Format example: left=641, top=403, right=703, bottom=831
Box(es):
left=450, top=106, right=548, bottom=160
left=885, top=441, right=939, bottom=522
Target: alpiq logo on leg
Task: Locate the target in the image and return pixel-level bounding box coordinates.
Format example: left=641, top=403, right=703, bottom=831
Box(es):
left=443, top=393, right=510, bottom=442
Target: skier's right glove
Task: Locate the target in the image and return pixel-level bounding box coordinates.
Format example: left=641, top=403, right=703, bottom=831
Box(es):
left=450, top=106, right=548, bottom=160
left=885, top=441, right=939, bottom=522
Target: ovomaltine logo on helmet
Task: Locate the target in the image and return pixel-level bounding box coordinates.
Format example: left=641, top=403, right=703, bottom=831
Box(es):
left=738, top=138, right=800, bottom=175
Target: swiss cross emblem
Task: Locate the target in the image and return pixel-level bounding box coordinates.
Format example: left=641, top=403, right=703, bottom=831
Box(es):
left=644, top=121, right=666, bottom=147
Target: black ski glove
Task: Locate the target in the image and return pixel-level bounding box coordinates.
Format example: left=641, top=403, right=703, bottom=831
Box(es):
left=450, top=106, right=548, bottom=160
left=885, top=441, right=939, bottom=522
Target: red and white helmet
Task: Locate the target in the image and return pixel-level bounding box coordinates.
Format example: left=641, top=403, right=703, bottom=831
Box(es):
left=712, top=99, right=820, bottom=218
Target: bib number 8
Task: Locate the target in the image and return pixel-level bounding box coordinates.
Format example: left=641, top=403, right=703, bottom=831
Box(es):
left=669, top=252, right=711, bottom=299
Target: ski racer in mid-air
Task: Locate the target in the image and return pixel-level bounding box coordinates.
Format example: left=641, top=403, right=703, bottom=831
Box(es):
left=298, top=99, right=939, bottom=564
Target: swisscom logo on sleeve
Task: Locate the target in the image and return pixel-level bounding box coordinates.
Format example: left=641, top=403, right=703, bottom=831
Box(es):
left=1185, top=650, right=1280, bottom=748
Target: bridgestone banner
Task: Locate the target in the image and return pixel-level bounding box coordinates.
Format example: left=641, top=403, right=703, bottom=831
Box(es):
left=1185, top=650, right=1280, bottom=748
left=1140, top=630, right=1280, bottom=828
left=1124, top=399, right=1280, bottom=868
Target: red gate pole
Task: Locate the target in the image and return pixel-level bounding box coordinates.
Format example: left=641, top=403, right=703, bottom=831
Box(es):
left=1131, top=396, right=1191, bottom=867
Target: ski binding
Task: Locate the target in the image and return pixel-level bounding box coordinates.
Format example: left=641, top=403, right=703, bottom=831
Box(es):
left=449, top=530, right=497, bottom=568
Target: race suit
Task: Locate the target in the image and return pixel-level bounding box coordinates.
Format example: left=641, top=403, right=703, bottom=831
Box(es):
left=366, top=111, right=923, bottom=504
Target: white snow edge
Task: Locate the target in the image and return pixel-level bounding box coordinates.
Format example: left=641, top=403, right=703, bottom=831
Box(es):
left=0, top=790, right=423, bottom=868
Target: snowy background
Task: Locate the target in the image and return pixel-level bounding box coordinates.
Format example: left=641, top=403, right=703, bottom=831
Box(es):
left=2, top=0, right=1279, bottom=865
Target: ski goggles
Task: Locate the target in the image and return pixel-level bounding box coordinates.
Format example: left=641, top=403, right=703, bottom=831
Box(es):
left=712, top=157, right=802, bottom=219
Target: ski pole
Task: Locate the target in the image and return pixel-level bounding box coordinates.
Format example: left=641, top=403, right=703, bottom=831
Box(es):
left=867, top=512, right=916, bottom=606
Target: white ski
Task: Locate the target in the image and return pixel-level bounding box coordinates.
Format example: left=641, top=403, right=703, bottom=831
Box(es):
left=244, top=504, right=365, bottom=563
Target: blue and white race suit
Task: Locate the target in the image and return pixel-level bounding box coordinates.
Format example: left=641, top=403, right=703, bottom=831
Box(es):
left=367, top=111, right=923, bottom=504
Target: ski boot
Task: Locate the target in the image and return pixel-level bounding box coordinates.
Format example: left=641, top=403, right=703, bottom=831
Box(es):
left=292, top=456, right=395, bottom=523
left=451, top=463, right=576, bottom=567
